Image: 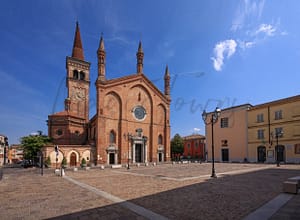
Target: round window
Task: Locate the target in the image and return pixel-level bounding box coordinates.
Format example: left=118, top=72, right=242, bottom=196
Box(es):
left=133, top=106, right=146, bottom=121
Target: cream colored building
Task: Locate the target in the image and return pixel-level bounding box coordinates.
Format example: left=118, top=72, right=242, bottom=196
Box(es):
left=205, top=104, right=251, bottom=162
left=248, top=95, right=300, bottom=163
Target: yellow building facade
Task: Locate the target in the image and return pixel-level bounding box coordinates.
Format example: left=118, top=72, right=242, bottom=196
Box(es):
left=205, top=104, right=251, bottom=162
left=248, top=95, right=300, bottom=163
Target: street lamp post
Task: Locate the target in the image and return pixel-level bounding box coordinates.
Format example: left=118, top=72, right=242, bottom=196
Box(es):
left=38, top=150, right=44, bottom=176
left=125, top=133, right=132, bottom=170
left=3, top=136, right=8, bottom=165
left=202, top=107, right=221, bottom=178
left=275, top=131, right=283, bottom=167
left=54, top=145, right=59, bottom=169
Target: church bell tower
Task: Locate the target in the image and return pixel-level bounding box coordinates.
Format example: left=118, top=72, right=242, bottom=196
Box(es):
left=65, top=22, right=91, bottom=122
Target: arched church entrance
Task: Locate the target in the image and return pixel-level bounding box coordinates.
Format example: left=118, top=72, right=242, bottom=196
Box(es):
left=157, top=146, right=164, bottom=163
left=158, top=153, right=163, bottom=162
left=109, top=153, right=115, bottom=164
left=106, top=145, right=118, bottom=165
left=131, top=129, right=148, bottom=163
left=70, top=152, right=77, bottom=167
left=135, top=144, right=142, bottom=163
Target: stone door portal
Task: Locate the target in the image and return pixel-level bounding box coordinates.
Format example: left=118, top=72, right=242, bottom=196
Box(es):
left=158, top=153, right=163, bottom=162
left=70, top=152, right=77, bottom=167
left=135, top=144, right=142, bottom=163
left=109, top=153, right=115, bottom=164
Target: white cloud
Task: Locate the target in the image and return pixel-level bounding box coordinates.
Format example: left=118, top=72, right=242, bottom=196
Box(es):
left=193, top=128, right=201, bottom=133
left=238, top=40, right=255, bottom=50
left=255, top=24, right=276, bottom=36
left=211, top=40, right=237, bottom=71
left=231, top=0, right=266, bottom=31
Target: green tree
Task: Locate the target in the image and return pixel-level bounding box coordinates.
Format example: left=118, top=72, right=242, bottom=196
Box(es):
left=61, top=157, right=67, bottom=168
left=20, top=132, right=51, bottom=160
left=81, top=158, right=87, bottom=167
left=171, top=133, right=184, bottom=156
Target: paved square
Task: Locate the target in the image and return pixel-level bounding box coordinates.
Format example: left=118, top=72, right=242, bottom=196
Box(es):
left=0, top=163, right=299, bottom=219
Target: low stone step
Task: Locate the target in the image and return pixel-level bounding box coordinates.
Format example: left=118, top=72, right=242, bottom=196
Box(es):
left=283, top=181, right=298, bottom=194
left=287, top=176, right=300, bottom=185
left=111, top=164, right=122, bottom=169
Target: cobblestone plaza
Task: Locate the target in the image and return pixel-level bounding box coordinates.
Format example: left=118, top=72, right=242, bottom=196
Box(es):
left=0, top=163, right=299, bottom=219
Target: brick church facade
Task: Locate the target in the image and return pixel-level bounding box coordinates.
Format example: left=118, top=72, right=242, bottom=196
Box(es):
left=43, top=23, right=171, bottom=167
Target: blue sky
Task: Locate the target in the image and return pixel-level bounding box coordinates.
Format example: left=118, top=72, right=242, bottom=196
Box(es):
left=1, top=0, right=300, bottom=144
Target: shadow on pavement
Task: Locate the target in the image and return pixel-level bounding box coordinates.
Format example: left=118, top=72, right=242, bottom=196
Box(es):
left=45, top=168, right=300, bottom=220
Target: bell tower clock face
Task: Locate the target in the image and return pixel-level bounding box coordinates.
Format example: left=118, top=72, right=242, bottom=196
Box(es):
left=71, top=88, right=85, bottom=101
left=133, top=106, right=146, bottom=121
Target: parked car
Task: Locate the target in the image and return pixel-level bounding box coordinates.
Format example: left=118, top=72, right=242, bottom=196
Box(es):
left=20, top=160, right=34, bottom=168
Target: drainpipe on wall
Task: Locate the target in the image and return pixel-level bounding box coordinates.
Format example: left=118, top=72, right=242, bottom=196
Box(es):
left=268, top=106, right=271, bottom=146
left=245, top=105, right=249, bottom=162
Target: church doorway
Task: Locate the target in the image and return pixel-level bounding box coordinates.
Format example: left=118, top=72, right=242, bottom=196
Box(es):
left=109, top=153, right=115, bottom=165
left=257, top=146, right=266, bottom=162
left=135, top=144, right=142, bottom=163
left=70, top=152, right=77, bottom=167
left=158, top=153, right=163, bottom=162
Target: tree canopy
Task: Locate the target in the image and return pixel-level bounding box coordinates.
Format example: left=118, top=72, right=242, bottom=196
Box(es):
left=171, top=133, right=184, bottom=155
left=20, top=132, right=51, bottom=159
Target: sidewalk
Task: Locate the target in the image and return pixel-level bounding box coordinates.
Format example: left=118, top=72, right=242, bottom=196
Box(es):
left=243, top=192, right=299, bottom=220
left=269, top=193, right=300, bottom=219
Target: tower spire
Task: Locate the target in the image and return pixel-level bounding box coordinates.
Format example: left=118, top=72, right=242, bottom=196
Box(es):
left=97, top=34, right=106, bottom=81
left=136, top=41, right=144, bottom=74
left=164, top=65, right=171, bottom=99
left=72, top=22, right=84, bottom=60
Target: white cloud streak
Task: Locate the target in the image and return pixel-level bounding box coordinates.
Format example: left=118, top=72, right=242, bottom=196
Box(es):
left=231, top=0, right=265, bottom=31
left=238, top=40, right=255, bottom=50
left=211, top=40, right=237, bottom=71
left=211, top=1, right=288, bottom=72
left=254, top=23, right=276, bottom=36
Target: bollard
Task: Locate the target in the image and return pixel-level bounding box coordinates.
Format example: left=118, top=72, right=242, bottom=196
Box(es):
left=0, top=167, right=3, bottom=181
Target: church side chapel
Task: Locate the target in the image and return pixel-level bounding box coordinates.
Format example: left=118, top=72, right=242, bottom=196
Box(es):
left=44, top=23, right=171, bottom=167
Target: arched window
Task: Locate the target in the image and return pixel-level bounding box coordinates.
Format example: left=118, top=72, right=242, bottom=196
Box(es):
left=158, top=134, right=163, bottom=145
left=73, top=70, right=79, bottom=79
left=109, top=130, right=116, bottom=144
left=80, top=71, right=85, bottom=80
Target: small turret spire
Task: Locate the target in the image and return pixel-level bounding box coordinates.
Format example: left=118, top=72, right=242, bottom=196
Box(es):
left=164, top=65, right=171, bottom=98
left=136, top=41, right=144, bottom=74
left=138, top=41, right=143, bottom=53
left=72, top=22, right=84, bottom=60
left=99, top=33, right=105, bottom=50
left=97, top=34, right=106, bottom=81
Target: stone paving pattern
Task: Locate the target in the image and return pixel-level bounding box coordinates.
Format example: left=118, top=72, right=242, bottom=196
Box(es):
left=0, top=163, right=299, bottom=219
